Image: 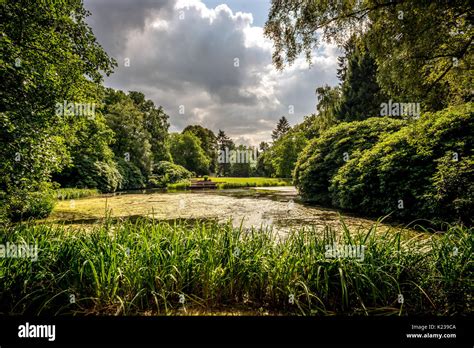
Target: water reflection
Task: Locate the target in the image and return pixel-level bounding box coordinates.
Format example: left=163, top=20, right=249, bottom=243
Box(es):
left=48, top=186, right=402, bottom=236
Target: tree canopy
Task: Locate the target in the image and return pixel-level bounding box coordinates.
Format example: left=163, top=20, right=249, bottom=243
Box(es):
left=264, top=0, right=473, bottom=110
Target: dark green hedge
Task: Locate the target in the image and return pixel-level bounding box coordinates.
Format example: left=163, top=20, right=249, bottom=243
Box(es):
left=294, top=117, right=406, bottom=204
left=330, top=103, right=473, bottom=224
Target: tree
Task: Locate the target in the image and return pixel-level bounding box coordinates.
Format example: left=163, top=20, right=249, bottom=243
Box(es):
left=255, top=142, right=274, bottom=177
left=129, top=91, right=171, bottom=163
left=264, top=0, right=473, bottom=110
left=169, top=133, right=210, bottom=175
left=104, top=89, right=153, bottom=178
left=271, top=131, right=308, bottom=178
left=183, top=125, right=217, bottom=173
left=229, top=145, right=254, bottom=177
left=1, top=0, right=116, bottom=219
left=259, top=142, right=270, bottom=152
left=335, top=35, right=387, bottom=121
left=271, top=116, right=291, bottom=141
left=52, top=96, right=121, bottom=192
left=216, top=129, right=234, bottom=176
left=314, top=85, right=340, bottom=132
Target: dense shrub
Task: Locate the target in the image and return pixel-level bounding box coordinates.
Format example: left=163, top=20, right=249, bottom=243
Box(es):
left=423, top=155, right=473, bottom=224
left=116, top=159, right=146, bottom=190
left=149, top=161, right=192, bottom=188
left=294, top=117, right=406, bottom=204
left=330, top=103, right=473, bottom=224
left=56, top=156, right=122, bottom=193
left=81, top=160, right=122, bottom=193
left=3, top=189, right=56, bottom=222
left=0, top=191, right=8, bottom=225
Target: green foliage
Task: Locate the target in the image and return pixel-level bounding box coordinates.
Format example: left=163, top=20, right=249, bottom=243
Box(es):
left=271, top=131, right=308, bottom=178
left=335, top=35, right=387, bottom=121
left=56, top=188, right=99, bottom=200
left=264, top=1, right=472, bottom=110
left=216, top=130, right=235, bottom=176
left=169, top=133, right=210, bottom=175
left=183, top=125, right=217, bottom=173
left=0, top=0, right=116, bottom=221
left=3, top=187, right=56, bottom=222
left=104, top=89, right=153, bottom=177
left=314, top=85, right=340, bottom=130
left=53, top=88, right=171, bottom=193
left=294, top=117, right=406, bottom=204
left=263, top=119, right=310, bottom=179
left=331, top=103, right=473, bottom=224
left=166, top=180, right=191, bottom=190
left=0, top=218, right=471, bottom=315
left=424, top=155, right=474, bottom=224
left=59, top=156, right=122, bottom=193
left=227, top=145, right=256, bottom=177
left=271, top=116, right=291, bottom=141
left=211, top=177, right=290, bottom=187
left=254, top=150, right=275, bottom=177
left=216, top=181, right=286, bottom=189
left=150, top=161, right=192, bottom=188
left=129, top=91, right=171, bottom=163
left=116, top=159, right=146, bottom=190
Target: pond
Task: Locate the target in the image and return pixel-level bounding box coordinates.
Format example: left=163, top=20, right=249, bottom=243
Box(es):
left=47, top=186, right=412, bottom=237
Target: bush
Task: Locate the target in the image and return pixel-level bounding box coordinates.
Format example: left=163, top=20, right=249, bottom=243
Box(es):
left=294, top=117, right=406, bottom=204
left=116, top=159, right=146, bottom=190
left=57, top=156, right=123, bottom=193
left=423, top=154, right=473, bottom=225
left=4, top=189, right=56, bottom=222
left=149, top=161, right=192, bottom=188
left=330, top=103, right=473, bottom=224
left=0, top=192, right=8, bottom=225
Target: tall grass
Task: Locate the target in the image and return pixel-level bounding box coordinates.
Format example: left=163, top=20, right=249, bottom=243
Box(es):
left=56, top=188, right=100, bottom=200
left=0, top=218, right=471, bottom=315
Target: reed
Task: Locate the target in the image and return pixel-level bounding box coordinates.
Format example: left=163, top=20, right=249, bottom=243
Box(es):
left=0, top=218, right=471, bottom=315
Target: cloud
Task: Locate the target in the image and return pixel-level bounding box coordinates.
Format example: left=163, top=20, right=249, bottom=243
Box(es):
left=84, top=0, right=341, bottom=145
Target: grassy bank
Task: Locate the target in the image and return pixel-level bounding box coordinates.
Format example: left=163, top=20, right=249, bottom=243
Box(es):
left=56, top=188, right=100, bottom=200
left=167, top=177, right=292, bottom=190
left=212, top=177, right=291, bottom=187
left=0, top=218, right=471, bottom=315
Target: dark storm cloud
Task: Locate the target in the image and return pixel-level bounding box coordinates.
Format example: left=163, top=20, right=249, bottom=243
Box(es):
left=83, top=0, right=340, bottom=145
left=84, top=0, right=174, bottom=57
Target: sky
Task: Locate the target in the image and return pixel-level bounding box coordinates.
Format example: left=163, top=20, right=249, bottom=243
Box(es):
left=83, top=0, right=341, bottom=145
